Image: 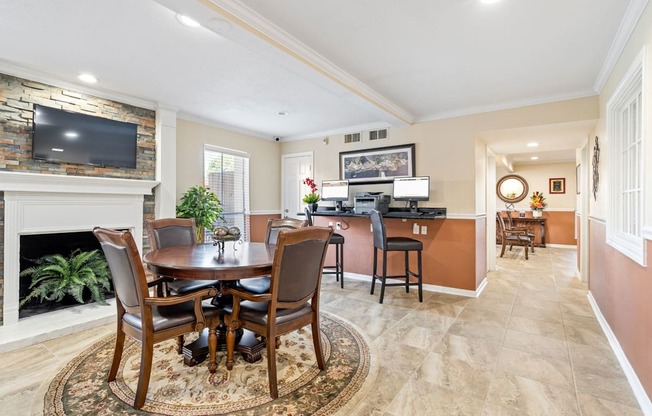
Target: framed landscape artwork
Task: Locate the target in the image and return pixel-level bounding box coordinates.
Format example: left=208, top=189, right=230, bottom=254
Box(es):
left=549, top=177, right=566, bottom=194
left=339, top=143, right=415, bottom=183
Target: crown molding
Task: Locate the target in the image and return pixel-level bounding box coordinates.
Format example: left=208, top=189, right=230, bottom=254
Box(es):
left=593, top=0, right=650, bottom=93
left=0, top=60, right=157, bottom=110
left=416, top=89, right=597, bottom=123
left=200, top=0, right=414, bottom=126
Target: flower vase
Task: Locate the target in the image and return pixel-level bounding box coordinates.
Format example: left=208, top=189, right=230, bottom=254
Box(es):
left=532, top=210, right=542, bottom=218
left=309, top=203, right=318, bottom=213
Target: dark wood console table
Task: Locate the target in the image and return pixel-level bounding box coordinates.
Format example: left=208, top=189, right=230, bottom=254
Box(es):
left=143, top=242, right=275, bottom=371
left=507, top=217, right=547, bottom=247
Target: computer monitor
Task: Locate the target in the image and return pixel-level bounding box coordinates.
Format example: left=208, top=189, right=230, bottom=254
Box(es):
left=393, top=176, right=430, bottom=213
left=321, top=179, right=349, bottom=211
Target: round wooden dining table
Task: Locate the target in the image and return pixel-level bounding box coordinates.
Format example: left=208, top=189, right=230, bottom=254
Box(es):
left=143, top=241, right=276, bottom=281
left=143, top=241, right=276, bottom=369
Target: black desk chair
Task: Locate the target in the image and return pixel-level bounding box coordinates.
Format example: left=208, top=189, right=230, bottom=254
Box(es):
left=369, top=209, right=423, bottom=304
left=305, top=208, right=345, bottom=288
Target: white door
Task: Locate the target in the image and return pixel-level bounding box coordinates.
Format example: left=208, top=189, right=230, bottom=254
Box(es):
left=282, top=152, right=313, bottom=219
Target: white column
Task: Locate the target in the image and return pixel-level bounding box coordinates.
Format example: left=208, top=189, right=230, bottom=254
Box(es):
left=155, top=106, right=178, bottom=219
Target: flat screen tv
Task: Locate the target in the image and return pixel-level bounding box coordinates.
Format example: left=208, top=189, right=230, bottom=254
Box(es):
left=32, top=104, right=138, bottom=169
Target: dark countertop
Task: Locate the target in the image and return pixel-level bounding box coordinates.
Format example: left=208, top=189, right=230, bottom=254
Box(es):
left=304, top=208, right=446, bottom=220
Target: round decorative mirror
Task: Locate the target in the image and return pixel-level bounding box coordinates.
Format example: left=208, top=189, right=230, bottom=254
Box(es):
left=496, top=174, right=529, bottom=203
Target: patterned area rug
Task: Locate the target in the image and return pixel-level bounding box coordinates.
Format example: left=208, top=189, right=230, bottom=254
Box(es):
left=44, top=313, right=375, bottom=415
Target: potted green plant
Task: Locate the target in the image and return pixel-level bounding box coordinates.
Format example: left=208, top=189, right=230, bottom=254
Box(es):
left=176, top=185, right=225, bottom=242
left=19, top=249, right=111, bottom=309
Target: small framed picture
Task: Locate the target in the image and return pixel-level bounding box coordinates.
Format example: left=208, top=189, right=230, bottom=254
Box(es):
left=549, top=178, right=566, bottom=194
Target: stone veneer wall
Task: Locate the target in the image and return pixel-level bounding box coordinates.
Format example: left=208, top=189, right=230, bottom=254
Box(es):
left=0, top=73, right=157, bottom=324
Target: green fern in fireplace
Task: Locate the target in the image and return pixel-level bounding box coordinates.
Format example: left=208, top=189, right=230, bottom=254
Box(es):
left=19, top=249, right=112, bottom=308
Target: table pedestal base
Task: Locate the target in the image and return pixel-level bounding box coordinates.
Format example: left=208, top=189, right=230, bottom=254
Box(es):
left=182, top=327, right=266, bottom=367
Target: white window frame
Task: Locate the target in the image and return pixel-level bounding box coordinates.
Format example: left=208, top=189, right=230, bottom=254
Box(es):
left=203, top=144, right=250, bottom=241
left=606, top=48, right=647, bottom=266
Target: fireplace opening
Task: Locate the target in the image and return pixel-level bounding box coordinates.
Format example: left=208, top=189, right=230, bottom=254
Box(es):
left=19, top=231, right=115, bottom=319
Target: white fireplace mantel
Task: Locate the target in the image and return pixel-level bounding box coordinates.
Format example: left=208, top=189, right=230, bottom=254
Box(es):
left=0, top=171, right=158, bottom=349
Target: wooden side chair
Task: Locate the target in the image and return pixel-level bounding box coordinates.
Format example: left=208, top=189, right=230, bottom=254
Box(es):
left=146, top=218, right=221, bottom=354
left=504, top=212, right=536, bottom=253
left=237, top=217, right=308, bottom=294
left=304, top=207, right=345, bottom=288
left=146, top=218, right=220, bottom=296
left=93, top=227, right=221, bottom=410
left=223, top=226, right=333, bottom=398
left=369, top=209, right=423, bottom=304
left=496, top=212, right=532, bottom=260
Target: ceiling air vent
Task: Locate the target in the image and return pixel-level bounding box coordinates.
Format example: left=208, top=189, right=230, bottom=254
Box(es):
left=369, top=128, right=388, bottom=141
left=344, top=132, right=361, bottom=143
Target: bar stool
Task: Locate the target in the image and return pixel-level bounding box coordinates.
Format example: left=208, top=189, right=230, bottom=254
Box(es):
left=304, top=208, right=345, bottom=288
left=369, top=209, right=423, bottom=304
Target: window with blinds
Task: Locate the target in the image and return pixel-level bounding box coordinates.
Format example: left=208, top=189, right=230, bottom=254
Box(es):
left=204, top=145, right=250, bottom=241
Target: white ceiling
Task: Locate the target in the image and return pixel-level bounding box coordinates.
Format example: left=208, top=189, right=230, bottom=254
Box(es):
left=0, top=0, right=638, bottom=162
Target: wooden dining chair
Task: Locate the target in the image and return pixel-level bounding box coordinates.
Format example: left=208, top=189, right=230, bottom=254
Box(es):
left=504, top=211, right=536, bottom=253
left=223, top=226, right=333, bottom=398
left=146, top=218, right=221, bottom=353
left=237, top=217, right=308, bottom=294
left=93, top=227, right=221, bottom=410
left=496, top=212, right=532, bottom=260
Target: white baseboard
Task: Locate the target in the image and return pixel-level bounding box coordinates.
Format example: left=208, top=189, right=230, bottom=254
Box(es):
left=587, top=292, right=652, bottom=415
left=343, top=272, right=485, bottom=298
left=546, top=243, right=577, bottom=249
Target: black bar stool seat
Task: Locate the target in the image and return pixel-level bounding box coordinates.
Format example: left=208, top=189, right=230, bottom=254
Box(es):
left=369, top=209, right=423, bottom=304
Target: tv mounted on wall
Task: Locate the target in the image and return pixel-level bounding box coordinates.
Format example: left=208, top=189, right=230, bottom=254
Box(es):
left=32, top=104, right=138, bottom=169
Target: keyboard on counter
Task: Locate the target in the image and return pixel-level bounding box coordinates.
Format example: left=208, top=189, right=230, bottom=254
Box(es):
left=385, top=211, right=423, bottom=218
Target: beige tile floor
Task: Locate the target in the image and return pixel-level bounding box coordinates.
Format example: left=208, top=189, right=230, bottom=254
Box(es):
left=0, top=247, right=644, bottom=415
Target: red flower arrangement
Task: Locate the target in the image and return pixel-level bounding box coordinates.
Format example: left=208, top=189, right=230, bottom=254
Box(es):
left=302, top=177, right=320, bottom=204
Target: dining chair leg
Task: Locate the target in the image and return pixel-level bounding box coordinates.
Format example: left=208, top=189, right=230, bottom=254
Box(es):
left=267, top=330, right=279, bottom=399
left=500, top=241, right=507, bottom=258
left=370, top=248, right=378, bottom=295
left=135, top=337, right=154, bottom=409
left=311, top=318, right=325, bottom=370
left=108, top=327, right=125, bottom=382
left=404, top=251, right=410, bottom=293
left=379, top=251, right=388, bottom=304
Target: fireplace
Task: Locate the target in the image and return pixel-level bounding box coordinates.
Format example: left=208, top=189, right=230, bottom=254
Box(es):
left=19, top=231, right=115, bottom=319
left=0, top=170, right=158, bottom=351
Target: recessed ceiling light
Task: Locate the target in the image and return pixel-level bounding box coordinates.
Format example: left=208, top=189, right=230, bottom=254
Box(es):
left=530, top=156, right=539, bottom=160
left=277, top=111, right=289, bottom=116
left=480, top=0, right=502, bottom=4
left=78, top=73, right=98, bottom=83
left=176, top=14, right=201, bottom=28
left=527, top=142, right=539, bottom=147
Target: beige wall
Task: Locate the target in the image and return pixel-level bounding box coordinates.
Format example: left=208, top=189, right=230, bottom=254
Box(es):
left=497, top=162, right=578, bottom=211
left=588, top=2, right=652, bottom=401
left=175, top=119, right=282, bottom=212
left=281, top=97, right=598, bottom=216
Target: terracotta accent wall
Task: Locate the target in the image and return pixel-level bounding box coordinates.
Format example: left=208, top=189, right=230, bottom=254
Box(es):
left=504, top=210, right=576, bottom=246
left=312, top=215, right=480, bottom=291
left=248, top=214, right=281, bottom=243
left=589, top=220, right=652, bottom=398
